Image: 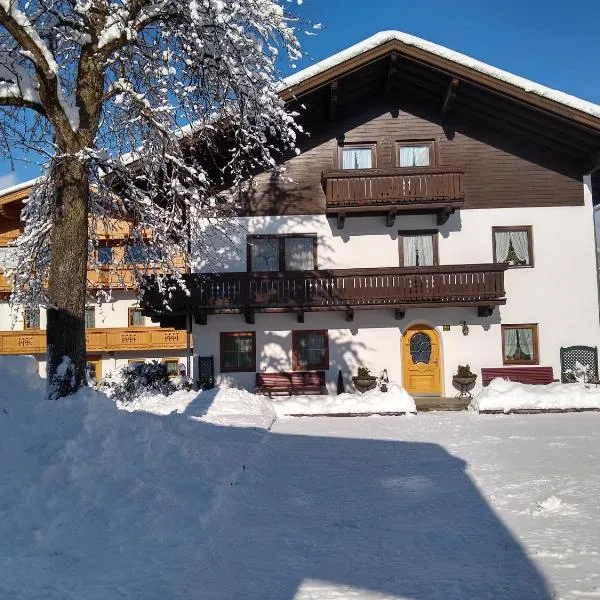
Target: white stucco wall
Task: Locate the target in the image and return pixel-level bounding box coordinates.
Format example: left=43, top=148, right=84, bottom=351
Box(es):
left=191, top=179, right=600, bottom=395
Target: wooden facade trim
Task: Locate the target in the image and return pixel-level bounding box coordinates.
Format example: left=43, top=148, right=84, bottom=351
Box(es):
left=501, top=323, right=540, bottom=366
left=280, top=39, right=600, bottom=131
left=141, top=264, right=508, bottom=320
left=219, top=331, right=256, bottom=373
left=292, top=329, right=329, bottom=371
left=0, top=326, right=189, bottom=355
left=491, top=225, right=534, bottom=268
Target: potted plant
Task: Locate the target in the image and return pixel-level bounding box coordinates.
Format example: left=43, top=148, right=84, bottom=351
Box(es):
left=352, top=367, right=377, bottom=393
left=452, top=364, right=477, bottom=398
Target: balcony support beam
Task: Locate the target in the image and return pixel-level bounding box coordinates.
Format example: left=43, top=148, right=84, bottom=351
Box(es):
left=386, top=210, right=396, bottom=228
left=395, top=309, right=405, bottom=321
left=194, top=308, right=207, bottom=326
left=336, top=212, right=346, bottom=230
left=245, top=309, right=255, bottom=325
left=346, top=308, right=355, bottom=322
left=437, top=206, right=455, bottom=226
left=297, top=310, right=305, bottom=323
left=477, top=305, right=495, bottom=318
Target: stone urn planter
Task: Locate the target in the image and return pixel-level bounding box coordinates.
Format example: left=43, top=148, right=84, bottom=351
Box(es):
left=452, top=365, right=477, bottom=399
left=352, top=368, right=377, bottom=393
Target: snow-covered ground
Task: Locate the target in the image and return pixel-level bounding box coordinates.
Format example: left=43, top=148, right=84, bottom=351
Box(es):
left=2, top=357, right=600, bottom=599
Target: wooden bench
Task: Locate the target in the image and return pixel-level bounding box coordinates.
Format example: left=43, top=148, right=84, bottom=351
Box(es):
left=481, top=366, right=557, bottom=386
left=255, top=371, right=327, bottom=396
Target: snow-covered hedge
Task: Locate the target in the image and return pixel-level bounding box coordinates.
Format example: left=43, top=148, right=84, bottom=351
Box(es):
left=273, top=384, right=416, bottom=417
left=471, top=378, right=600, bottom=413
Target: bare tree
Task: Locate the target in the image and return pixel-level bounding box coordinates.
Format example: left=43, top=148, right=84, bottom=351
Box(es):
left=0, top=0, right=302, bottom=397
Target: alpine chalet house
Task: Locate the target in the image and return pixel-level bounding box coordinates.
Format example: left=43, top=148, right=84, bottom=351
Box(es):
left=0, top=181, right=189, bottom=381
left=142, top=31, right=600, bottom=398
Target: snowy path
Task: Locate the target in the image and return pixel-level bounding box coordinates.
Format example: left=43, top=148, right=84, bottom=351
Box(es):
left=202, top=413, right=600, bottom=600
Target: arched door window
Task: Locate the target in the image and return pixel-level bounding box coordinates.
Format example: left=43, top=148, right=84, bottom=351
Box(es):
left=410, top=332, right=432, bottom=364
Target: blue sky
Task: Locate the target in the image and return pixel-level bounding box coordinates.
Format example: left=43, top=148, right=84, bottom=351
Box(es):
left=1, top=0, right=599, bottom=189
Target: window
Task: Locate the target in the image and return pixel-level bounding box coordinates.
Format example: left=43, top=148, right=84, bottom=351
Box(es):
left=86, top=356, right=102, bottom=385
left=492, top=226, right=533, bottom=268
left=248, top=235, right=316, bottom=272
left=340, top=145, right=374, bottom=170
left=293, top=330, right=329, bottom=371
left=398, top=143, right=431, bottom=167
left=501, top=324, right=539, bottom=365
left=163, top=359, right=179, bottom=379
left=125, top=243, right=146, bottom=264
left=85, top=307, right=95, bottom=329
left=398, top=230, right=438, bottom=267
left=0, top=247, right=17, bottom=269
left=98, top=246, right=113, bottom=265
left=23, top=308, right=40, bottom=330
left=128, top=307, right=145, bottom=327
left=128, top=360, right=145, bottom=367
left=220, top=332, right=256, bottom=372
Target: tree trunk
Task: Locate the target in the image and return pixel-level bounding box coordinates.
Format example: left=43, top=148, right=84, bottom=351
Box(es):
left=46, top=155, right=89, bottom=399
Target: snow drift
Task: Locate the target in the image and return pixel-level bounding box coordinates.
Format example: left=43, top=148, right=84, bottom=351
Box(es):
left=273, top=384, right=416, bottom=416
left=0, top=356, right=274, bottom=599
left=471, top=378, right=600, bottom=413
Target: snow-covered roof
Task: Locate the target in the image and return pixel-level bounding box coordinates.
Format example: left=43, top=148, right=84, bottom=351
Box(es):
left=281, top=31, right=600, bottom=121
left=0, top=177, right=38, bottom=201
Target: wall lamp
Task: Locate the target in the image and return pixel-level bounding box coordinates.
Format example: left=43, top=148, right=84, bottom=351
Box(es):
left=461, top=321, right=469, bottom=336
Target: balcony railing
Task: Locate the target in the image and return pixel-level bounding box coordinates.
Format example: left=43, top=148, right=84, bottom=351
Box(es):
left=0, top=327, right=189, bottom=355
left=322, top=167, right=465, bottom=227
left=141, top=264, right=508, bottom=319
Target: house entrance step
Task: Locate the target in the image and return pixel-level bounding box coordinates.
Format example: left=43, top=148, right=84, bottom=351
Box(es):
left=414, top=396, right=471, bottom=412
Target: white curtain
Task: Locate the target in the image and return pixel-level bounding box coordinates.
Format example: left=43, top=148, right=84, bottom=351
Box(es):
left=510, top=230, right=530, bottom=264
left=342, top=147, right=372, bottom=169
left=517, top=328, right=533, bottom=359
left=0, top=247, right=17, bottom=269
left=399, top=145, right=430, bottom=167
left=285, top=237, right=314, bottom=270
left=494, top=231, right=511, bottom=263
left=403, top=235, right=434, bottom=267
left=504, top=328, right=518, bottom=360
left=250, top=238, right=279, bottom=271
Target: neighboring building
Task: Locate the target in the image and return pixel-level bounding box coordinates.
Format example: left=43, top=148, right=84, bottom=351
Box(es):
left=143, top=31, right=600, bottom=397
left=0, top=181, right=189, bottom=381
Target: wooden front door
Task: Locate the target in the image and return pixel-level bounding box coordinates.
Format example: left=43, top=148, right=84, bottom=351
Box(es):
left=402, top=324, right=442, bottom=396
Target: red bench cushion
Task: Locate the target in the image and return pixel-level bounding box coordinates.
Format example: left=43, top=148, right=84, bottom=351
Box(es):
left=481, top=367, right=555, bottom=386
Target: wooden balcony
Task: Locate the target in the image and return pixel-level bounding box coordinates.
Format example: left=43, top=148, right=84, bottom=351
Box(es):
left=0, top=327, right=189, bottom=355
left=322, top=167, right=465, bottom=228
left=141, top=264, right=508, bottom=324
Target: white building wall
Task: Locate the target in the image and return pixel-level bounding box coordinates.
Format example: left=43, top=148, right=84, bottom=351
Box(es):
left=192, top=179, right=600, bottom=395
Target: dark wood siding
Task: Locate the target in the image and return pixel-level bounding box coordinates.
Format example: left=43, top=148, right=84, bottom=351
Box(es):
left=242, top=103, right=583, bottom=216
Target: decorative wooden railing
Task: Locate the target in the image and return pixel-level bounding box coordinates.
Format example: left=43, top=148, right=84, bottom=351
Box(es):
left=0, top=327, right=189, bottom=355
left=142, top=264, right=507, bottom=318
left=322, top=167, right=465, bottom=207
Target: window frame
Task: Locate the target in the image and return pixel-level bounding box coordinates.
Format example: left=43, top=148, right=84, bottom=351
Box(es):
left=338, top=142, right=377, bottom=170
left=23, top=308, right=40, bottom=330
left=398, top=229, right=439, bottom=267
left=162, top=358, right=179, bottom=379
left=220, top=331, right=256, bottom=373
left=85, top=306, right=96, bottom=329
left=492, top=226, right=534, bottom=269
left=396, top=140, right=436, bottom=168
left=501, top=323, right=539, bottom=365
left=292, top=329, right=329, bottom=371
left=128, top=307, right=145, bottom=328
left=97, top=245, right=114, bottom=266
left=246, top=234, right=317, bottom=273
